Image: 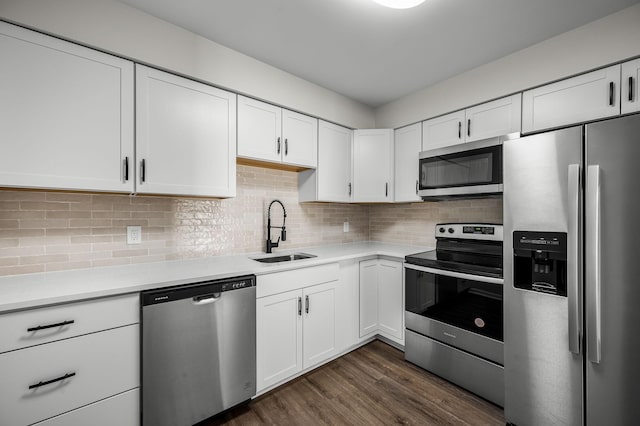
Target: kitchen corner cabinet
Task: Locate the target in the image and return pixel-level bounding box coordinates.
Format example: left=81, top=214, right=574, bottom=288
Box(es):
left=422, top=94, right=521, bottom=150
left=622, top=58, right=640, bottom=115
left=522, top=64, right=621, bottom=133
left=359, top=258, right=404, bottom=344
left=0, top=21, right=134, bottom=193
left=353, top=129, right=394, bottom=202
left=237, top=96, right=318, bottom=169
left=394, top=123, right=422, bottom=202
left=135, top=65, right=236, bottom=197
left=256, top=264, right=339, bottom=392
left=298, top=120, right=353, bottom=202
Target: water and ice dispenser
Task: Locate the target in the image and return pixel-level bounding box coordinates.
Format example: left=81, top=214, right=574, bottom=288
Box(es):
left=513, top=231, right=567, bottom=296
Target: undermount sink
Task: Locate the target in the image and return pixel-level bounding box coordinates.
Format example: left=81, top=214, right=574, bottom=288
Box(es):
left=252, top=252, right=317, bottom=263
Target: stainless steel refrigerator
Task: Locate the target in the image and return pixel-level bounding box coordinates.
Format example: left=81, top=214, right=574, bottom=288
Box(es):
left=503, top=113, right=640, bottom=426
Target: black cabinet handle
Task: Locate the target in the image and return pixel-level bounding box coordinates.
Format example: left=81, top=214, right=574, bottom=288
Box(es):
left=27, top=320, right=74, bottom=332
left=609, top=81, right=615, bottom=106
left=467, top=119, right=471, bottom=137
left=298, top=297, right=302, bottom=316
left=630, top=76, right=634, bottom=102
left=140, top=159, right=146, bottom=183
left=348, top=183, right=352, bottom=197
left=29, top=372, right=76, bottom=390
left=415, top=180, right=419, bottom=195
left=305, top=295, right=309, bottom=314
left=277, top=137, right=281, bottom=154
left=123, top=157, right=129, bottom=182
left=285, top=138, right=288, bottom=156
left=385, top=182, right=388, bottom=197
left=458, top=121, right=461, bottom=139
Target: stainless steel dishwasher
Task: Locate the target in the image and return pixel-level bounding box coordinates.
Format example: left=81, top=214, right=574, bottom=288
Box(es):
left=141, top=275, right=256, bottom=426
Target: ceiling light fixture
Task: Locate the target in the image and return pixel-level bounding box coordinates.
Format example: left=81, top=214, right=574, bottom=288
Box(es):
left=372, top=0, right=426, bottom=9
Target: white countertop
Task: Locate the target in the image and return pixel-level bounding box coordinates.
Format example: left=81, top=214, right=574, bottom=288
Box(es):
left=0, top=242, right=429, bottom=313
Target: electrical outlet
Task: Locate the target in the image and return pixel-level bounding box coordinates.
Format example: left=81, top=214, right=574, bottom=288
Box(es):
left=127, top=226, right=142, bottom=245
left=343, top=221, right=349, bottom=233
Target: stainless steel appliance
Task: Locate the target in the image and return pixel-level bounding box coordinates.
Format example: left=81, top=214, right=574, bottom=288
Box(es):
left=404, top=223, right=504, bottom=406
left=141, top=275, right=256, bottom=426
left=418, top=134, right=516, bottom=199
left=503, top=113, right=640, bottom=425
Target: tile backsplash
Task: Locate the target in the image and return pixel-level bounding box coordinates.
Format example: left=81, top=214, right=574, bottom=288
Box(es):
left=0, top=165, right=503, bottom=277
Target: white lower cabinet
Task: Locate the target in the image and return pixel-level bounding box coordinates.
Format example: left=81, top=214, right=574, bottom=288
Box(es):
left=359, top=258, right=404, bottom=345
left=256, top=264, right=341, bottom=392
left=0, top=295, right=140, bottom=426
left=0, top=325, right=139, bottom=426
left=35, top=389, right=139, bottom=426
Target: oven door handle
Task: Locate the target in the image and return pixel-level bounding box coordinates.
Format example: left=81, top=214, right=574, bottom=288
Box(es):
left=404, top=263, right=504, bottom=285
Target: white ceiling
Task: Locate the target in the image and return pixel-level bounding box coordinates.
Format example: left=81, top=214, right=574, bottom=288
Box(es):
left=118, top=0, right=639, bottom=107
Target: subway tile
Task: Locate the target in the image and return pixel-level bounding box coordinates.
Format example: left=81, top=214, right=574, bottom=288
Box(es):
left=46, top=193, right=92, bottom=202
left=0, top=246, right=45, bottom=257
left=0, top=191, right=46, bottom=201
left=20, top=219, right=68, bottom=229
left=112, top=248, right=149, bottom=258
left=21, top=254, right=69, bottom=265
left=46, top=228, right=91, bottom=237
left=70, top=235, right=112, bottom=244
left=20, top=236, right=70, bottom=247
left=2, top=210, right=45, bottom=219
left=45, top=261, right=92, bottom=272
left=0, top=201, right=20, bottom=210
left=91, top=257, right=131, bottom=268
left=0, top=257, right=19, bottom=267
left=0, top=229, right=45, bottom=238
left=20, top=201, right=70, bottom=211
left=0, top=264, right=45, bottom=276
left=46, top=210, right=92, bottom=219
left=0, top=220, right=19, bottom=229
left=46, top=244, right=92, bottom=254
left=0, top=239, right=19, bottom=248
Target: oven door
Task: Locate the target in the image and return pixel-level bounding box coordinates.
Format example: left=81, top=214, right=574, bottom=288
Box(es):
left=404, top=263, right=504, bottom=365
left=418, top=137, right=503, bottom=198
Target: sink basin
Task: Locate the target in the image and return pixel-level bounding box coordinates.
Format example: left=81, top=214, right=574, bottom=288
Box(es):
left=252, top=252, right=317, bottom=263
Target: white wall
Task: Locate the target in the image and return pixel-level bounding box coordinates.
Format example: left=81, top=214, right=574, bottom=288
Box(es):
left=0, top=0, right=374, bottom=129
left=375, top=3, right=640, bottom=129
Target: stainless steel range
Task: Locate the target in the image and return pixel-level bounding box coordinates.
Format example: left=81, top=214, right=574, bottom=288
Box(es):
left=404, top=223, right=504, bottom=406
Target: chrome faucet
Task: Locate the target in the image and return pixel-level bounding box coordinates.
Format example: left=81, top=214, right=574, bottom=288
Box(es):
left=266, top=199, right=287, bottom=253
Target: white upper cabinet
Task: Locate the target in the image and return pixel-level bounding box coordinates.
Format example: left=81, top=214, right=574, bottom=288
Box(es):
left=622, top=58, right=640, bottom=115
left=465, top=94, right=521, bottom=142
left=298, top=120, right=353, bottom=203
left=522, top=64, right=621, bottom=133
left=394, top=123, right=422, bottom=203
left=422, top=110, right=466, bottom=150
left=136, top=65, right=236, bottom=197
left=353, top=129, right=394, bottom=202
left=0, top=22, right=134, bottom=193
left=238, top=96, right=317, bottom=168
left=282, top=109, right=318, bottom=167
left=422, top=94, right=521, bottom=150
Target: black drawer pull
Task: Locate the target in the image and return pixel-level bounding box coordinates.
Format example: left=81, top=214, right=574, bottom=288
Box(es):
left=630, top=76, right=634, bottom=102
left=29, top=372, right=76, bottom=390
left=609, top=81, right=615, bottom=106
left=27, top=320, right=74, bottom=332
left=467, top=119, right=471, bottom=137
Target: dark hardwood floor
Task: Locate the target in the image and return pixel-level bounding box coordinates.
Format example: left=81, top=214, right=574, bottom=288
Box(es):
left=205, top=340, right=505, bottom=425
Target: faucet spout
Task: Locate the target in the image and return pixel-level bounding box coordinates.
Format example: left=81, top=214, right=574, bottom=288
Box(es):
left=266, top=199, right=287, bottom=253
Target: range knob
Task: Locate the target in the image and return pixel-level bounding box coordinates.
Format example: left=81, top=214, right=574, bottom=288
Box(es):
left=439, top=227, right=445, bottom=233
left=448, top=227, right=454, bottom=234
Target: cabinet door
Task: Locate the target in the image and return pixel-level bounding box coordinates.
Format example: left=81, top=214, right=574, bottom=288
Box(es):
left=0, top=22, right=134, bottom=193
left=256, top=289, right=302, bottom=392
left=465, top=94, right=521, bottom=142
left=353, top=129, right=394, bottom=202
left=422, top=110, right=465, bottom=150
left=522, top=64, right=621, bottom=133
left=377, top=259, right=404, bottom=343
left=622, top=59, right=640, bottom=115
left=136, top=65, right=236, bottom=197
left=317, top=120, right=353, bottom=202
left=302, top=281, right=337, bottom=369
left=359, top=259, right=379, bottom=337
left=282, top=109, right=318, bottom=168
left=237, top=96, right=282, bottom=163
left=335, top=260, right=359, bottom=352
left=394, top=123, right=422, bottom=202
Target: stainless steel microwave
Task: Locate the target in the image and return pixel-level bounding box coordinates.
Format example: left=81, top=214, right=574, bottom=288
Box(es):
left=418, top=134, right=517, bottom=199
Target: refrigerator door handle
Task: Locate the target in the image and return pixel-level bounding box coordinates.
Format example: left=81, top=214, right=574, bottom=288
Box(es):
left=568, top=164, right=582, bottom=355
left=586, top=164, right=602, bottom=364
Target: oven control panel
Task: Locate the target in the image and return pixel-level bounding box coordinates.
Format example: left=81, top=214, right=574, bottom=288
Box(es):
left=436, top=223, right=503, bottom=241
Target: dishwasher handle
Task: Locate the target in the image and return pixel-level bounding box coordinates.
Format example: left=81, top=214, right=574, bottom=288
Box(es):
left=192, top=293, right=221, bottom=305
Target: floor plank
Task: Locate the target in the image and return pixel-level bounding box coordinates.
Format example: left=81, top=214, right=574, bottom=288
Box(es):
left=204, top=340, right=505, bottom=425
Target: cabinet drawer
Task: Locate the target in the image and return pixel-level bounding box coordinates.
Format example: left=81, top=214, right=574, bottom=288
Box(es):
left=0, top=325, right=139, bottom=426
left=0, top=294, right=138, bottom=353
left=257, top=263, right=339, bottom=298
left=34, top=388, right=139, bottom=426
